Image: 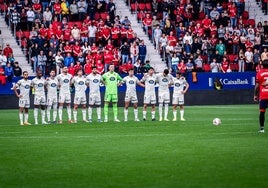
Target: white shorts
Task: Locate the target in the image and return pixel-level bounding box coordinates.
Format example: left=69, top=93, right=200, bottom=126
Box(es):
left=172, top=95, right=184, bottom=105
left=125, top=92, right=138, bottom=103
left=19, top=98, right=30, bottom=108
left=34, top=95, right=46, bottom=106
left=59, top=93, right=71, bottom=104
left=88, top=93, right=101, bottom=106
left=144, top=92, right=156, bottom=104
left=47, top=96, right=58, bottom=106
left=74, top=95, right=87, bottom=105
left=158, top=92, right=170, bottom=104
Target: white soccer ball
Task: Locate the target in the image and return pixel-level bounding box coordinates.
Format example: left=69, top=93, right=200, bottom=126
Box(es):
left=213, top=118, right=221, bottom=126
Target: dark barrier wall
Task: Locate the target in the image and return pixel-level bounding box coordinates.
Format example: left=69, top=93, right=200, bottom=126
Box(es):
left=0, top=89, right=255, bottom=109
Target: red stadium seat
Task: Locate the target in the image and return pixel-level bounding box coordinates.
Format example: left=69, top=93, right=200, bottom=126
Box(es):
left=130, top=3, right=137, bottom=12
left=100, top=13, right=108, bottom=21
left=247, top=19, right=255, bottom=27
left=24, top=31, right=30, bottom=39
left=16, top=31, right=24, bottom=39
left=242, top=11, right=249, bottom=20
left=145, top=3, right=152, bottom=11
left=198, top=12, right=206, bottom=20
left=95, top=12, right=100, bottom=20
left=138, top=3, right=146, bottom=11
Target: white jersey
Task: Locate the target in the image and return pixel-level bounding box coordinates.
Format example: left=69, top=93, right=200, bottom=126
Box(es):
left=173, top=76, right=188, bottom=96
left=156, top=73, right=173, bottom=93
left=15, top=79, right=31, bottom=99
left=86, top=73, right=102, bottom=94
left=56, top=73, right=73, bottom=94
left=45, top=77, right=58, bottom=97
left=31, top=77, right=46, bottom=97
left=123, top=75, right=139, bottom=94
left=72, top=76, right=87, bottom=98
left=141, top=74, right=156, bottom=94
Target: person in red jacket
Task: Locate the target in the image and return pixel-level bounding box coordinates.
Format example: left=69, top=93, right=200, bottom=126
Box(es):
left=142, top=13, right=152, bottom=38
left=68, top=63, right=76, bottom=76
left=74, top=61, right=83, bottom=73
left=96, top=60, right=104, bottom=74
left=3, top=43, right=13, bottom=58
left=84, top=61, right=92, bottom=75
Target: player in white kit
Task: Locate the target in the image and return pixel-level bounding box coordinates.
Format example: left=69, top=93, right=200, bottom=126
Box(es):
left=31, top=70, right=47, bottom=125
left=86, top=66, right=103, bottom=122
left=13, top=71, right=32, bottom=125
left=71, top=69, right=88, bottom=123
left=156, top=69, right=173, bottom=121
left=172, top=72, right=189, bottom=121
left=56, top=66, right=73, bottom=124
left=122, top=69, right=145, bottom=122
left=45, top=70, right=59, bottom=124
left=140, top=67, right=157, bottom=121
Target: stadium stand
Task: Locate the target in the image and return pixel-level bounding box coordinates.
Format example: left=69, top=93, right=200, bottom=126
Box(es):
left=1, top=0, right=268, bottom=76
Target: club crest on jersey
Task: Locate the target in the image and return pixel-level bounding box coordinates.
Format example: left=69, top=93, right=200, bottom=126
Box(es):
left=129, top=80, right=135, bottom=84
left=25, top=85, right=30, bottom=89
left=38, top=83, right=44, bottom=87
left=175, top=83, right=180, bottom=87
left=110, top=77, right=115, bottom=81
left=93, top=79, right=99, bottom=83
left=162, top=78, right=168, bottom=82
left=51, top=83, right=57, bottom=87
left=63, top=79, right=69, bottom=83
left=78, top=81, right=84, bottom=85
left=149, top=80, right=155, bottom=84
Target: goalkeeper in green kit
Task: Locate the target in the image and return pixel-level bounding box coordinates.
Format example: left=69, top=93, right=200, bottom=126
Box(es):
left=102, top=64, right=123, bottom=122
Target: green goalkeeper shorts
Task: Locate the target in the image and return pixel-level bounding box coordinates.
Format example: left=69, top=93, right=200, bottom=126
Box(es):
left=104, top=93, right=118, bottom=102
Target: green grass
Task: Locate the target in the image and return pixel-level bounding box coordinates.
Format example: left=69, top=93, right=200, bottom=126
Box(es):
left=0, top=105, right=268, bottom=188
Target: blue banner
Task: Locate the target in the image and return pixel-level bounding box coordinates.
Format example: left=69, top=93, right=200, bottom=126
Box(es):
left=0, top=72, right=256, bottom=95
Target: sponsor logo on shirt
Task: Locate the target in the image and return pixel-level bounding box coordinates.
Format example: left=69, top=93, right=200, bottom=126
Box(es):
left=38, top=83, right=44, bottom=87
left=129, top=80, right=135, bottom=84
left=78, top=81, right=84, bottom=85
left=149, top=80, right=155, bottom=84
left=110, top=77, right=115, bottom=81
left=51, top=83, right=57, bottom=87
left=25, top=85, right=30, bottom=89
left=63, top=79, right=69, bottom=83
left=93, top=79, right=99, bottom=83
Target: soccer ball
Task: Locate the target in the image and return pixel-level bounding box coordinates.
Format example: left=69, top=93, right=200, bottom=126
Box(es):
left=213, top=118, right=221, bottom=126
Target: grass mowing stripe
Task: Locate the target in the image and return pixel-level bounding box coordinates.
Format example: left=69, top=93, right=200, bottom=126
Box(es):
left=0, top=105, right=268, bottom=188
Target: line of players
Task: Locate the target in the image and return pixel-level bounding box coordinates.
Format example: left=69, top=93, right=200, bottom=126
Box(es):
left=14, top=64, right=189, bottom=125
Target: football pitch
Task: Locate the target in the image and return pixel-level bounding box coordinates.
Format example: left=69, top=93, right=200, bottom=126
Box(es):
left=0, top=105, right=268, bottom=188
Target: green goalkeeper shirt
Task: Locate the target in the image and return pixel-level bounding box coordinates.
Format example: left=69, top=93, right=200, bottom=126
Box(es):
left=102, top=71, right=123, bottom=95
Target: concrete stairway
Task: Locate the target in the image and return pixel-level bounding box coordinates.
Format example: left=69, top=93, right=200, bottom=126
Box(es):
left=245, top=0, right=268, bottom=24
left=0, top=15, right=33, bottom=75
left=115, top=0, right=167, bottom=73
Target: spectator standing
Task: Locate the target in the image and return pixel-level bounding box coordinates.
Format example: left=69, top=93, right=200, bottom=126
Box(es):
left=0, top=51, right=7, bottom=67
left=5, top=62, right=14, bottom=82
left=37, top=50, right=47, bottom=75
left=120, top=42, right=130, bottom=64
left=43, top=7, right=52, bottom=28
left=13, top=62, right=22, bottom=77
left=245, top=47, right=254, bottom=71
left=26, top=7, right=35, bottom=30
left=88, top=22, right=97, bottom=46
left=69, top=0, right=78, bottom=21
left=138, top=40, right=147, bottom=65
left=77, top=0, right=87, bottom=21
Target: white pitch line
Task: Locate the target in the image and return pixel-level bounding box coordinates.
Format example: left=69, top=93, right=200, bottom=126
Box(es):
left=0, top=131, right=256, bottom=139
